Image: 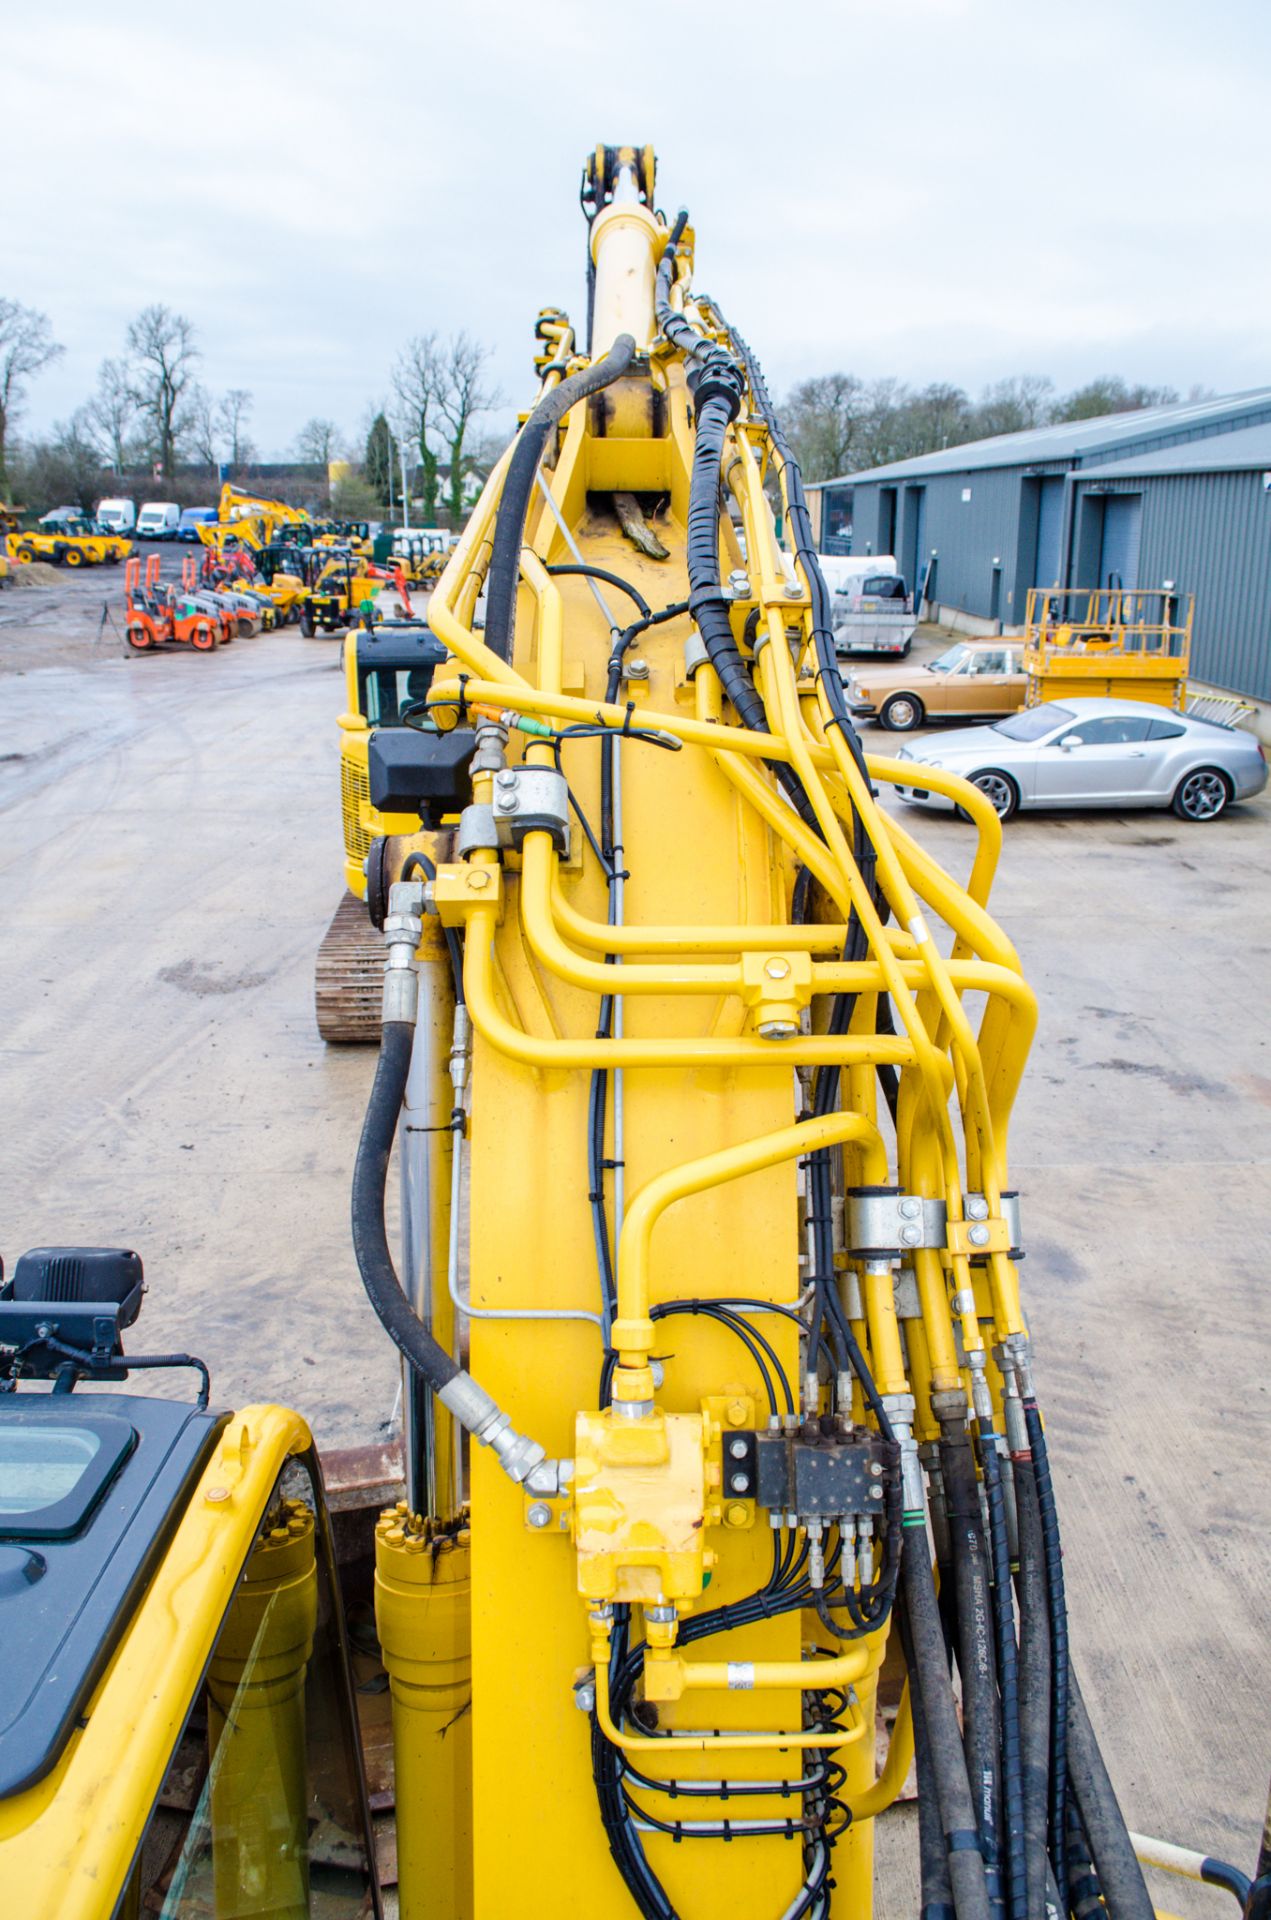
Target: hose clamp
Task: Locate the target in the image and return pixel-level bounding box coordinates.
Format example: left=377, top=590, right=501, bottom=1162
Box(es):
left=457, top=802, right=499, bottom=858
left=847, top=1187, right=946, bottom=1258
left=682, top=634, right=710, bottom=679
left=492, top=767, right=571, bottom=855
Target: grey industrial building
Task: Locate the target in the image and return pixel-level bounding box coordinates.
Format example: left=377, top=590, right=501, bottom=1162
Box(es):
left=808, top=391, right=1271, bottom=701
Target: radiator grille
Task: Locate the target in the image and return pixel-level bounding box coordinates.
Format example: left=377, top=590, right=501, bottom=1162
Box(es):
left=342, top=757, right=372, bottom=862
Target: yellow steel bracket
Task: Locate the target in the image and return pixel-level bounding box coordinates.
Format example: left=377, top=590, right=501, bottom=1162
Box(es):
left=946, top=1217, right=1012, bottom=1259
left=702, top=1393, right=757, bottom=1533
left=739, top=950, right=812, bottom=1039
left=431, top=860, right=504, bottom=928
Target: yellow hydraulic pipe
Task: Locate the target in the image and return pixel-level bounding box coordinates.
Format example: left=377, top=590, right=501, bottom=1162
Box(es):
left=613, top=1111, right=887, bottom=1363
left=848, top=1686, right=915, bottom=1823
left=461, top=903, right=923, bottom=1073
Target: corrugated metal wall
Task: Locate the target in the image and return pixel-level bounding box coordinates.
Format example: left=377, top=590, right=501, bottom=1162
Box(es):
left=856, top=467, right=1035, bottom=621
left=1083, top=472, right=1271, bottom=699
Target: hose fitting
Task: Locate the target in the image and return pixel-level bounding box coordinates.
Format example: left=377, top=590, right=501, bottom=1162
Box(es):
left=686, top=349, right=745, bottom=421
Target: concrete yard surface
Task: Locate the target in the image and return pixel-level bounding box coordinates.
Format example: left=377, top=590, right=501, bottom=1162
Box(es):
left=1, top=575, right=1268, bottom=1913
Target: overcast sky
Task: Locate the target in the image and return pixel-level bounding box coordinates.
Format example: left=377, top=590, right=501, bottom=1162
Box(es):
left=6, top=0, right=1267, bottom=459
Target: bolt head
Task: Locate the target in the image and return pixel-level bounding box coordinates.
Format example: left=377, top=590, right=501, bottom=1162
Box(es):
left=729, top=1473, right=749, bottom=1494
left=728, top=1437, right=747, bottom=1459
left=899, top=1197, right=920, bottom=1220
left=725, top=1401, right=747, bottom=1426
left=467, top=869, right=491, bottom=890
left=527, top=1501, right=552, bottom=1529
left=969, top=1224, right=990, bottom=1247
left=869, top=1485, right=883, bottom=1500
left=901, top=1225, right=921, bottom=1246
left=725, top=1503, right=749, bottom=1528
left=573, top=1679, right=596, bottom=1712
left=967, top=1196, right=989, bottom=1221
left=764, top=956, right=791, bottom=980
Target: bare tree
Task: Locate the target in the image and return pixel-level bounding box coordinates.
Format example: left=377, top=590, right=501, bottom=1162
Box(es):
left=436, top=334, right=501, bottom=525
left=187, top=384, right=219, bottom=470
left=784, top=373, right=868, bottom=482
left=293, top=417, right=344, bottom=466
left=217, top=388, right=254, bottom=467
left=0, top=299, right=64, bottom=492
left=392, top=334, right=444, bottom=522
left=972, top=375, right=1055, bottom=437
left=83, top=358, right=139, bottom=473
left=127, top=305, right=199, bottom=479
left=1055, top=376, right=1179, bottom=422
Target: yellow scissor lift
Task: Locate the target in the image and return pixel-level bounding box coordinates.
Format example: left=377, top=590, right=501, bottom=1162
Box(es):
left=1023, top=586, right=1192, bottom=710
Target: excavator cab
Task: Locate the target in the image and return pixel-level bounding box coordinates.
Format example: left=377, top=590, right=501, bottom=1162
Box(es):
left=0, top=1247, right=380, bottom=1919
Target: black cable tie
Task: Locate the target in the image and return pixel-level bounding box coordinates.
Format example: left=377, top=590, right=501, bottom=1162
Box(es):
left=621, top=701, right=636, bottom=737
left=601, top=1157, right=624, bottom=1171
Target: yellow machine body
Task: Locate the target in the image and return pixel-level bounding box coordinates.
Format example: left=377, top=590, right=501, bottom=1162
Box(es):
left=6, top=526, right=129, bottom=567
left=0, top=1406, right=320, bottom=1919
left=375, top=145, right=1038, bottom=1919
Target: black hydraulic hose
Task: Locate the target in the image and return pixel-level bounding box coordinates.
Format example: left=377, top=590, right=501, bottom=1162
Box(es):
left=941, top=1426, right=1004, bottom=1917
left=545, top=561, right=651, bottom=619
left=1013, top=1444, right=1052, bottom=1920
left=686, top=385, right=769, bottom=735
left=902, top=1607, right=957, bottom=1920
left=1065, top=1799, right=1106, bottom=1920
left=484, top=333, right=637, bottom=662
left=902, top=1526, right=993, bottom=1920
left=980, top=1435, right=1026, bottom=1920
left=1065, top=1675, right=1155, bottom=1920
left=351, top=1020, right=461, bottom=1394
left=1023, top=1399, right=1071, bottom=1899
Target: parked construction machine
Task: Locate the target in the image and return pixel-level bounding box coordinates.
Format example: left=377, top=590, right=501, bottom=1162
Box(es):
left=315, top=621, right=449, bottom=1043
left=1023, top=587, right=1192, bottom=709
left=123, top=553, right=219, bottom=651
left=3, top=145, right=1265, bottom=1920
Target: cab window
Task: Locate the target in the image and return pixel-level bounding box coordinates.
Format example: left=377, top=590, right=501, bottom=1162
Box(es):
left=1062, top=715, right=1153, bottom=746
left=359, top=666, right=438, bottom=725
left=112, top=1453, right=377, bottom=1919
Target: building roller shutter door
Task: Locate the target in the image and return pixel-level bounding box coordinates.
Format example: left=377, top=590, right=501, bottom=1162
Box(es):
left=1099, top=493, right=1142, bottom=589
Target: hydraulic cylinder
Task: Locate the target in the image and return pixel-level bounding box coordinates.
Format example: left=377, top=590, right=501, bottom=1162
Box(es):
left=375, top=1511, right=473, bottom=1920
left=207, top=1500, right=318, bottom=1920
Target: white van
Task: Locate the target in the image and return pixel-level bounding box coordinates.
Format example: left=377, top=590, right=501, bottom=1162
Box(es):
left=96, top=497, right=136, bottom=535
left=136, top=501, right=181, bottom=541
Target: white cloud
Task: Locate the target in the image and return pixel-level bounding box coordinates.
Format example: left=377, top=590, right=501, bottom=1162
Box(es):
left=6, top=0, right=1267, bottom=454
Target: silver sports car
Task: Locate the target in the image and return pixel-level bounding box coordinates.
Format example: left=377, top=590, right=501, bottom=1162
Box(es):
left=890, top=696, right=1267, bottom=822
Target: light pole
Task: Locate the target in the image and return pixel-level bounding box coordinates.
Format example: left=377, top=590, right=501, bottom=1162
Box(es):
left=397, top=418, right=413, bottom=531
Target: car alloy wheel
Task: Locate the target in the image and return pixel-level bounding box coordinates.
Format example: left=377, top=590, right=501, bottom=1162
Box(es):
left=881, top=693, right=924, bottom=731
left=1173, top=767, right=1229, bottom=821
left=971, top=770, right=1018, bottom=820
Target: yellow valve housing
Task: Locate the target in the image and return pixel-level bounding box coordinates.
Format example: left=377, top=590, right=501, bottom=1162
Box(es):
left=573, top=1407, right=706, bottom=1606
